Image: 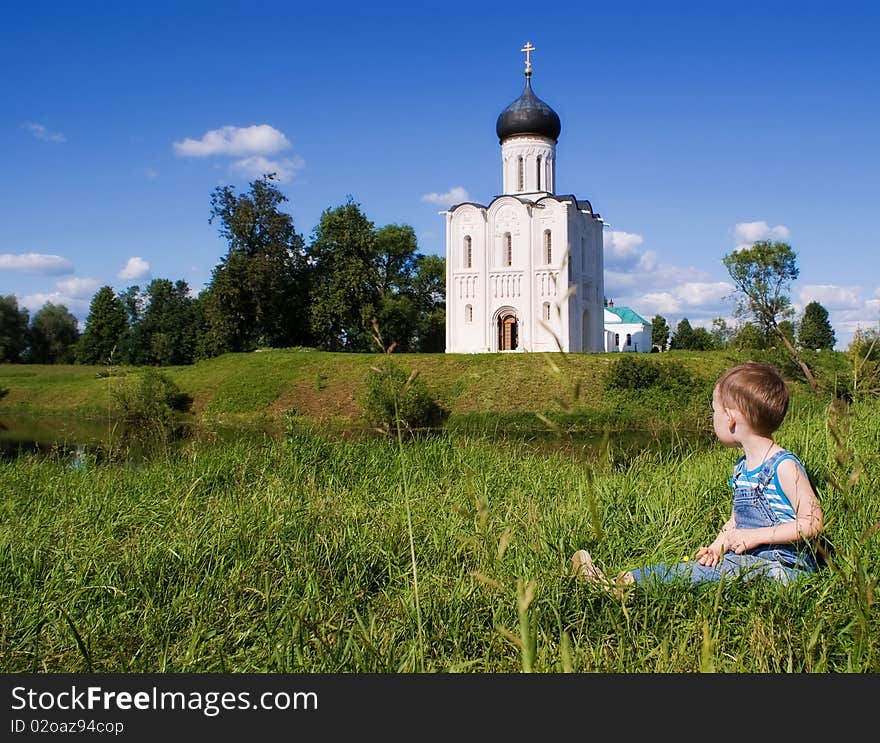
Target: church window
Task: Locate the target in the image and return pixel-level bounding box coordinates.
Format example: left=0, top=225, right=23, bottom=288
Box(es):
left=464, top=235, right=472, bottom=268
left=626, top=333, right=632, bottom=347
left=465, top=304, right=473, bottom=323
left=615, top=333, right=620, bottom=348
left=536, top=155, right=542, bottom=190
left=517, top=157, right=524, bottom=191
left=544, top=230, right=552, bottom=264
left=543, top=302, right=550, bottom=321
left=505, top=233, right=512, bottom=266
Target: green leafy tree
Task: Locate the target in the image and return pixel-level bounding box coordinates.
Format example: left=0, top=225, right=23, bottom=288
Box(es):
left=669, top=318, right=695, bottom=350
left=28, top=303, right=80, bottom=364
left=730, top=322, right=768, bottom=350
left=798, top=301, right=836, bottom=351
left=690, top=327, right=717, bottom=351
left=308, top=198, right=379, bottom=352
left=77, top=286, right=128, bottom=365
left=710, top=317, right=734, bottom=349
left=722, top=240, right=817, bottom=391
left=777, top=319, right=797, bottom=347
left=199, top=174, right=309, bottom=356
left=118, top=285, right=147, bottom=365
left=651, top=315, right=670, bottom=351
left=0, top=295, right=30, bottom=363
left=372, top=224, right=421, bottom=352
left=412, top=254, right=446, bottom=352
left=138, top=279, right=197, bottom=365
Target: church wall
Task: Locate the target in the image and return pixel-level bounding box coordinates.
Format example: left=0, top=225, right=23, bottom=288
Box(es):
left=531, top=199, right=566, bottom=351
left=447, top=205, right=489, bottom=353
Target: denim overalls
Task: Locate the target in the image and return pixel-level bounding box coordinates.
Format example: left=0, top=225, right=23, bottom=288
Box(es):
left=630, top=450, right=819, bottom=586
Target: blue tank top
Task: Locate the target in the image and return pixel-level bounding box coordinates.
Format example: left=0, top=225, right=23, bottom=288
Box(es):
left=729, top=449, right=805, bottom=522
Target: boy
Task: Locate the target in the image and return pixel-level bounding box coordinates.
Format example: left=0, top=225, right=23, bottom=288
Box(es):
left=572, top=362, right=824, bottom=591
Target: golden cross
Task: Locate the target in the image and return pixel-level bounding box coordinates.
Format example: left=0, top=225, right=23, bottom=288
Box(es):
left=521, top=41, right=535, bottom=76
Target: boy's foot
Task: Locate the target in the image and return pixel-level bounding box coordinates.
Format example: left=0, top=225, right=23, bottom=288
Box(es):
left=571, top=549, right=635, bottom=601
left=571, top=549, right=609, bottom=583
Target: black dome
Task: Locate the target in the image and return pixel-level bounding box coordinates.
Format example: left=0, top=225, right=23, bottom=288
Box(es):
left=495, top=77, right=561, bottom=143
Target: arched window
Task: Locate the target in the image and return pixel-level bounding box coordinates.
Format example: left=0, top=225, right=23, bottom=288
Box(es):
left=543, top=302, right=551, bottom=321
left=615, top=333, right=620, bottom=348
left=544, top=230, right=552, bottom=264
left=536, top=155, right=542, bottom=190
left=464, top=235, right=472, bottom=268
left=465, top=304, right=473, bottom=323
left=504, top=233, right=512, bottom=266
left=626, top=333, right=632, bottom=347
left=517, top=157, right=524, bottom=191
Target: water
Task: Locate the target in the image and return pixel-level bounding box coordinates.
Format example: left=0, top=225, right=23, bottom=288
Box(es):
left=0, top=413, right=712, bottom=466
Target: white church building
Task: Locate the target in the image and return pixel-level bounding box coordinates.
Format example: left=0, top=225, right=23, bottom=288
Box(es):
left=443, top=43, right=606, bottom=354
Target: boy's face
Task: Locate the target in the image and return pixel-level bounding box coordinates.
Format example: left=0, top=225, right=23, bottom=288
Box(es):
left=711, top=387, right=738, bottom=447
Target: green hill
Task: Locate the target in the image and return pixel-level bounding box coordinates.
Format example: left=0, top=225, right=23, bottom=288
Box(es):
left=0, top=349, right=821, bottom=430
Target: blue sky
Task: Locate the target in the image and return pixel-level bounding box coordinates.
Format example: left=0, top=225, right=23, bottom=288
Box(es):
left=2, top=0, right=878, bottom=349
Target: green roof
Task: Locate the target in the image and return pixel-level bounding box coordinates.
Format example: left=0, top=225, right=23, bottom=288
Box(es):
left=605, top=306, right=650, bottom=325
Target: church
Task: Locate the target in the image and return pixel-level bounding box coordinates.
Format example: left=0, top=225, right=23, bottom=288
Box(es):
left=443, top=43, right=606, bottom=354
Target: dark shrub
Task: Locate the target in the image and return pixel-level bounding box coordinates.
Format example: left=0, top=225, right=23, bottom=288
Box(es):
left=360, top=359, right=447, bottom=434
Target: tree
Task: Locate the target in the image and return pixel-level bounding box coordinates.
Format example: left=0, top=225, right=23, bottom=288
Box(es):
left=138, top=279, right=197, bottom=365
left=798, top=301, right=836, bottom=351
left=28, top=303, right=80, bottom=364
left=77, top=287, right=128, bottom=365
left=372, top=224, right=421, bottom=352
left=690, top=327, right=717, bottom=351
left=730, top=322, right=768, bottom=350
left=200, top=174, right=309, bottom=356
left=722, top=240, right=817, bottom=391
left=651, top=315, right=670, bottom=351
left=710, top=317, right=734, bottom=349
left=0, top=295, right=30, bottom=363
left=669, top=318, right=695, bottom=350
left=308, top=198, right=379, bottom=352
left=412, top=254, right=446, bottom=352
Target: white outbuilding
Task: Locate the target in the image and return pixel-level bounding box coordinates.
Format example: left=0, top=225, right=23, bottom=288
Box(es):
left=442, top=43, right=606, bottom=354
left=603, top=301, right=652, bottom=352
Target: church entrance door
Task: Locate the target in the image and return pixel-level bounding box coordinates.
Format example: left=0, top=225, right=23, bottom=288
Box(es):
left=498, top=314, right=518, bottom=351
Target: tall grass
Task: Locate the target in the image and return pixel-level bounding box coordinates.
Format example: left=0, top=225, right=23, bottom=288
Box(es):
left=1, top=395, right=877, bottom=672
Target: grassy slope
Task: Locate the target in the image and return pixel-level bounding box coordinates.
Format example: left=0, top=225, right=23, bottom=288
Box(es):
left=0, top=349, right=778, bottom=426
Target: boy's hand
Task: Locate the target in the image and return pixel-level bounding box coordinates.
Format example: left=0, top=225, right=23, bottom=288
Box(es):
left=724, top=528, right=752, bottom=554
left=695, top=545, right=723, bottom=567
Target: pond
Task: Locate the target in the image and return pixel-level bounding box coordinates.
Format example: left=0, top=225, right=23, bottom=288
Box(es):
left=0, top=412, right=714, bottom=467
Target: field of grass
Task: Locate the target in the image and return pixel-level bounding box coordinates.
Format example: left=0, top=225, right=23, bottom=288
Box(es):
left=2, top=392, right=877, bottom=672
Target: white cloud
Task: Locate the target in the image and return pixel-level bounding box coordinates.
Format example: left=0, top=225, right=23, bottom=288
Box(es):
left=603, top=230, right=644, bottom=269
left=733, top=220, right=790, bottom=251
left=421, top=187, right=471, bottom=207
left=173, top=125, right=290, bottom=157
left=118, top=257, right=151, bottom=281
left=0, top=253, right=73, bottom=275
left=799, top=284, right=862, bottom=311
left=630, top=282, right=732, bottom=317
left=24, top=121, right=66, bottom=143
left=56, top=277, right=101, bottom=298
left=230, top=155, right=305, bottom=183
left=19, top=291, right=89, bottom=316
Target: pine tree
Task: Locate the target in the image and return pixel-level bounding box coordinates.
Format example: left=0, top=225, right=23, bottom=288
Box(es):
left=798, top=301, right=836, bottom=350
left=77, top=286, right=128, bottom=365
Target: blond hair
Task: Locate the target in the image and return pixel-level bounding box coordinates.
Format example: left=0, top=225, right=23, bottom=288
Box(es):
left=715, top=362, right=789, bottom=435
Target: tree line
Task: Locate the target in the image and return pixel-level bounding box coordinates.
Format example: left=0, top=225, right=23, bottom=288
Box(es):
left=0, top=175, right=446, bottom=366
left=651, top=299, right=835, bottom=353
